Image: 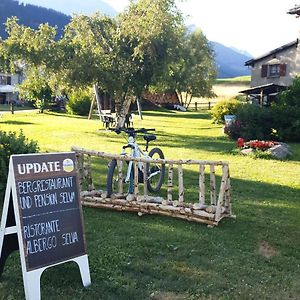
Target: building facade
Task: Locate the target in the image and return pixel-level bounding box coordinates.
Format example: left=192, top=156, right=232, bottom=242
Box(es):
left=0, top=72, right=22, bottom=104
left=241, top=40, right=300, bottom=105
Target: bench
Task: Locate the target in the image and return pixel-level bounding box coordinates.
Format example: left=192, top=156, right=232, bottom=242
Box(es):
left=99, top=110, right=116, bottom=128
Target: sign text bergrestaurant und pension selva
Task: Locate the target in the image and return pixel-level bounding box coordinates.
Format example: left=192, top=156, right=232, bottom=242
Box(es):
left=12, top=152, right=86, bottom=271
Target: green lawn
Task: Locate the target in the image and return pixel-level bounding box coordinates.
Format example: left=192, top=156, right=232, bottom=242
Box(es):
left=215, top=76, right=251, bottom=85
left=0, top=110, right=299, bottom=299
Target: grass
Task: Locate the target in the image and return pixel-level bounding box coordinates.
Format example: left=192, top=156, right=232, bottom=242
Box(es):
left=215, top=76, right=251, bottom=85
left=0, top=110, right=299, bottom=299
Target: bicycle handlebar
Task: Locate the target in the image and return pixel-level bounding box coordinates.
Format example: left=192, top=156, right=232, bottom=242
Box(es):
left=109, top=127, right=155, bottom=135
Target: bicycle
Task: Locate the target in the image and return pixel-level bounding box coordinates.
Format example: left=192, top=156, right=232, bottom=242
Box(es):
left=106, top=127, right=165, bottom=197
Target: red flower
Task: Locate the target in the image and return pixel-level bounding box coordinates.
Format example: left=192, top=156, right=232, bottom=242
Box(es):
left=237, top=139, right=279, bottom=151
left=237, top=138, right=244, bottom=148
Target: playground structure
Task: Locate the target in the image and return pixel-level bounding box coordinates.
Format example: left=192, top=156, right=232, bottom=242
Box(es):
left=72, top=146, right=234, bottom=227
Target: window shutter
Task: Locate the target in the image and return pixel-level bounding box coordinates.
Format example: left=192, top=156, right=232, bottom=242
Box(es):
left=261, top=64, right=268, bottom=77
left=7, top=76, right=11, bottom=85
left=279, top=64, right=286, bottom=76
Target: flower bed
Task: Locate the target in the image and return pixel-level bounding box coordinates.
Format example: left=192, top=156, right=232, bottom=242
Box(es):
left=236, top=138, right=291, bottom=159
left=237, top=138, right=279, bottom=150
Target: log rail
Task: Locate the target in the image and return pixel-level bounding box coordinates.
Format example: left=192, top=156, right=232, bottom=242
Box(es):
left=72, top=146, right=233, bottom=226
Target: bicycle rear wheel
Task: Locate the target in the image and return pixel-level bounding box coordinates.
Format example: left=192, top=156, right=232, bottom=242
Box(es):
left=106, top=159, right=133, bottom=197
left=147, top=147, right=165, bottom=193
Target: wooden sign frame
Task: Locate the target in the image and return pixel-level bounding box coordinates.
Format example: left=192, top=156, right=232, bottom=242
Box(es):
left=0, top=152, right=91, bottom=300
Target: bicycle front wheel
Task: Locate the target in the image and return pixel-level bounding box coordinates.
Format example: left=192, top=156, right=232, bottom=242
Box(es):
left=106, top=159, right=133, bottom=197
left=147, top=147, right=165, bottom=193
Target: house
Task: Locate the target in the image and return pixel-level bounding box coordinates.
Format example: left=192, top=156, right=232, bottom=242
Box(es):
left=241, top=5, right=300, bottom=105
left=0, top=72, right=21, bottom=104
left=240, top=40, right=299, bottom=105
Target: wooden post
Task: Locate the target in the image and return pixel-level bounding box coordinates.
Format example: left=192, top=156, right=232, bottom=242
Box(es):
left=93, top=84, right=103, bottom=121
left=178, top=164, right=184, bottom=203
left=10, top=101, right=14, bottom=114
left=136, top=96, right=143, bottom=120
left=224, top=166, right=231, bottom=214
left=117, top=160, right=123, bottom=194
left=210, top=165, right=217, bottom=205
left=76, top=153, right=84, bottom=192
left=199, top=164, right=205, bottom=205
left=88, top=96, right=96, bottom=120
left=86, top=154, right=95, bottom=191
left=167, top=163, right=173, bottom=202
left=195, top=102, right=198, bottom=111
left=143, top=162, right=148, bottom=198
left=260, top=88, right=264, bottom=107
left=134, top=162, right=139, bottom=198
left=215, top=165, right=228, bottom=221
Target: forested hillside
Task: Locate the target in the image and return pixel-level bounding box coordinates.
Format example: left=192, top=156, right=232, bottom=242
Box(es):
left=0, top=0, right=70, bottom=38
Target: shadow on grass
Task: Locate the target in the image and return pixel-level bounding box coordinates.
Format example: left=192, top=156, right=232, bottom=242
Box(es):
left=154, top=132, right=233, bottom=154
left=44, top=111, right=87, bottom=120
left=0, top=120, right=34, bottom=125
left=143, top=110, right=212, bottom=120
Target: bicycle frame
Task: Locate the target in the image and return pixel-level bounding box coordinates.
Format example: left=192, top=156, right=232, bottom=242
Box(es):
left=121, top=135, right=148, bottom=185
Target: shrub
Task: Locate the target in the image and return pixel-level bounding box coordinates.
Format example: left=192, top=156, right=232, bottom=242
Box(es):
left=271, top=77, right=300, bottom=142
left=225, top=104, right=275, bottom=141
left=211, top=98, right=243, bottom=124
left=66, top=90, right=92, bottom=116
left=0, top=130, right=39, bottom=199
left=236, top=104, right=275, bottom=140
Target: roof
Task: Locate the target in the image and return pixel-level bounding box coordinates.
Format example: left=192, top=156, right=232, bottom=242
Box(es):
left=0, top=85, right=16, bottom=93
left=288, top=5, right=300, bottom=16
left=142, top=91, right=180, bottom=105
left=245, top=40, right=298, bottom=67
left=239, top=83, right=287, bottom=95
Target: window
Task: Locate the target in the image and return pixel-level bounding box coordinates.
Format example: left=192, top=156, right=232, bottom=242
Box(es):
left=0, top=76, right=6, bottom=85
left=261, top=63, right=286, bottom=78
left=0, top=75, right=12, bottom=85
left=268, top=64, right=280, bottom=77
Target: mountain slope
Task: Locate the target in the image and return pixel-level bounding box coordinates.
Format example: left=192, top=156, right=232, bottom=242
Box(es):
left=211, top=41, right=251, bottom=78
left=20, top=0, right=117, bottom=17
left=0, top=0, right=70, bottom=38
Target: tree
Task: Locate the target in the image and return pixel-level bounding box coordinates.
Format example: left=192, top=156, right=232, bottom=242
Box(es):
left=118, top=0, right=185, bottom=99
left=0, top=3, right=216, bottom=122
left=18, top=67, right=52, bottom=112
left=173, top=28, right=216, bottom=108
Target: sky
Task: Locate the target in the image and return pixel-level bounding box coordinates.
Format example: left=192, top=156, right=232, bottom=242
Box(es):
left=21, top=0, right=300, bottom=57
left=104, top=0, right=300, bottom=57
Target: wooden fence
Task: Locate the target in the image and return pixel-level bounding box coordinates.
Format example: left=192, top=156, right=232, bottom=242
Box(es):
left=72, top=146, right=233, bottom=227
left=189, top=101, right=217, bottom=111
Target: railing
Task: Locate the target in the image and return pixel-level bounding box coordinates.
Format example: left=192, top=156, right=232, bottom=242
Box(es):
left=189, top=101, right=217, bottom=111
left=72, top=147, right=233, bottom=227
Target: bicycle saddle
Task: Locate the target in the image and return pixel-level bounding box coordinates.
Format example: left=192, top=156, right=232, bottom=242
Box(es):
left=144, top=134, right=156, bottom=142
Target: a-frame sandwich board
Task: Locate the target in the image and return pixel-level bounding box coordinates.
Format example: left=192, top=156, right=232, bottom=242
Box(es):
left=0, top=152, right=91, bottom=300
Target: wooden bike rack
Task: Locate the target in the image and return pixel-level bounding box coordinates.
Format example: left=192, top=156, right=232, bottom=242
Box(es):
left=72, top=147, right=234, bottom=227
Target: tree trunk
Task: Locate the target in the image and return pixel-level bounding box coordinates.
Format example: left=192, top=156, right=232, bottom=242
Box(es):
left=186, top=94, right=193, bottom=109
left=115, top=92, right=133, bottom=128
left=176, top=90, right=184, bottom=106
